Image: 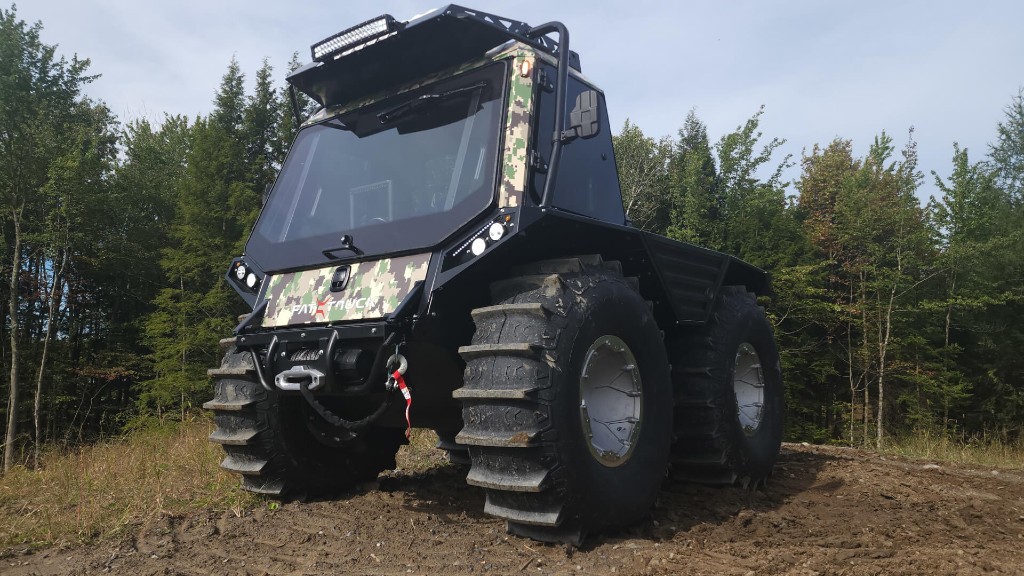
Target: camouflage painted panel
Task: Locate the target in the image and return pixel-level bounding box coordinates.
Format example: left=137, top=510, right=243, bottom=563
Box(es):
left=499, top=49, right=535, bottom=209
left=260, top=254, right=430, bottom=327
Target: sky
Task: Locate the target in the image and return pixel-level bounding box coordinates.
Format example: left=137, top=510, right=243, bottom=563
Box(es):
left=16, top=0, right=1024, bottom=202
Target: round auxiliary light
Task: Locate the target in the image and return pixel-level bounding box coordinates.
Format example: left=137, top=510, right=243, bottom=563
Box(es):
left=234, top=264, right=247, bottom=280
left=245, top=273, right=258, bottom=289
left=520, top=59, right=532, bottom=77
left=470, top=237, right=487, bottom=256
left=488, top=222, right=505, bottom=241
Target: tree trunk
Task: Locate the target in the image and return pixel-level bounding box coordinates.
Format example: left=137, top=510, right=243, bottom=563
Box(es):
left=4, top=208, right=23, bottom=473
left=877, top=267, right=899, bottom=449
left=847, top=282, right=856, bottom=446
left=33, top=249, right=65, bottom=467
left=945, top=272, right=956, bottom=348
left=860, top=271, right=870, bottom=447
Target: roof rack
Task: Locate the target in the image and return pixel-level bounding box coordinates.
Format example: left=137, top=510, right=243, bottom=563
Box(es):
left=421, top=6, right=580, bottom=71
left=287, top=5, right=580, bottom=110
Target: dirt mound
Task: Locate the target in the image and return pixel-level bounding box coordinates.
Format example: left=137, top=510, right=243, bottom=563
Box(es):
left=5, top=443, right=1023, bottom=575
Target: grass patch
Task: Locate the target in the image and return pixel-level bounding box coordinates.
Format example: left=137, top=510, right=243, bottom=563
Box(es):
left=395, top=429, right=452, bottom=474
left=883, top=430, right=1024, bottom=468
left=0, top=418, right=259, bottom=551
left=0, top=422, right=454, bottom=551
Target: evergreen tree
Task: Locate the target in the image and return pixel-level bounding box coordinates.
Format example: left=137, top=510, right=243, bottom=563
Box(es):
left=239, top=59, right=280, bottom=232
left=212, top=57, right=245, bottom=141
left=142, top=61, right=259, bottom=417
left=990, top=88, right=1024, bottom=200
left=666, top=110, right=721, bottom=247
left=275, top=52, right=315, bottom=163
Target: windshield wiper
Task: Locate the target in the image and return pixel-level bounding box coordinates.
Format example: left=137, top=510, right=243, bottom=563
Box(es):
left=377, top=81, right=487, bottom=124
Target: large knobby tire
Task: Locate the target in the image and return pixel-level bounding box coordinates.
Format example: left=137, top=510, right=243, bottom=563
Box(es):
left=672, top=286, right=784, bottom=486
left=205, top=347, right=405, bottom=496
left=455, top=256, right=672, bottom=544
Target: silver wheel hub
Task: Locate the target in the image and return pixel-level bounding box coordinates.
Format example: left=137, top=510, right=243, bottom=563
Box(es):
left=734, top=342, right=766, bottom=435
left=579, top=335, right=642, bottom=467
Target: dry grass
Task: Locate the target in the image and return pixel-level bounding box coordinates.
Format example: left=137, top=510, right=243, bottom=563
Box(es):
left=883, top=430, right=1024, bottom=469
left=0, top=423, right=454, bottom=551
left=395, top=429, right=453, bottom=474
left=0, top=419, right=258, bottom=551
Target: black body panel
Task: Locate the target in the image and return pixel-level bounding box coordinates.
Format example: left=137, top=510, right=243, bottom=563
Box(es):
left=427, top=207, right=768, bottom=332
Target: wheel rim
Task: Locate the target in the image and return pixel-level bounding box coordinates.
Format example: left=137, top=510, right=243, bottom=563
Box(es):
left=734, top=342, right=766, bottom=436
left=579, top=335, right=642, bottom=467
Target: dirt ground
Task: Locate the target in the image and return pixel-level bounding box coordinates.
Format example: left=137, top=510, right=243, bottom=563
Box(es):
left=3, top=442, right=1023, bottom=575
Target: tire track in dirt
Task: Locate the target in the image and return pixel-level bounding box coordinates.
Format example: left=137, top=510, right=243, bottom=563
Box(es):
left=5, top=443, right=1024, bottom=575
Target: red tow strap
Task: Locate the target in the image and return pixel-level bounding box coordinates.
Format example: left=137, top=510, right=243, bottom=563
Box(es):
left=392, top=370, right=412, bottom=440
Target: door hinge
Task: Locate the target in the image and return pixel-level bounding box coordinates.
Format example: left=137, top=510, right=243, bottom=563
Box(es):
left=530, top=150, right=548, bottom=172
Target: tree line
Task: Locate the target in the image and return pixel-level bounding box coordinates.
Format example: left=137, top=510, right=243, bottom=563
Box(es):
left=1, top=6, right=1022, bottom=470
left=0, top=7, right=314, bottom=471
left=615, top=102, right=1024, bottom=446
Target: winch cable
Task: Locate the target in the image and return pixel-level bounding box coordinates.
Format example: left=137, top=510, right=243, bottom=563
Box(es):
left=298, top=379, right=392, bottom=431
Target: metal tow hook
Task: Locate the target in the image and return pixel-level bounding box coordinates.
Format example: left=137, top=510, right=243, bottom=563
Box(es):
left=385, top=353, right=408, bottom=391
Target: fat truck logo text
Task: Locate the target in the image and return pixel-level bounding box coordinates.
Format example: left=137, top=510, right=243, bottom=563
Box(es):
left=291, top=296, right=380, bottom=316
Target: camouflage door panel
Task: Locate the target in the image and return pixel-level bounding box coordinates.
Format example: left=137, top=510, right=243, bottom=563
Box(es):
left=498, top=49, right=535, bottom=209
left=260, top=254, right=430, bottom=327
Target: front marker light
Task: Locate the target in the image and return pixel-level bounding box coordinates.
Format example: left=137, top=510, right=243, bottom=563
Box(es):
left=470, top=237, right=487, bottom=256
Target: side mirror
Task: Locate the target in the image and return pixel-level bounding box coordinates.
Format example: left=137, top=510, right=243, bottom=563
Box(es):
left=568, top=90, right=601, bottom=139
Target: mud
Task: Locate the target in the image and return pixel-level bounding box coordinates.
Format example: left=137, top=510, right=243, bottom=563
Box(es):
left=5, top=443, right=1024, bottom=575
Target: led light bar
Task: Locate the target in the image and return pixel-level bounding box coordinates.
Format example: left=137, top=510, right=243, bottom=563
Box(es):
left=311, top=15, right=401, bottom=62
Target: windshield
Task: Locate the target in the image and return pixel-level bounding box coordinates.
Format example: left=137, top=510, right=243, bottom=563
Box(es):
left=247, top=61, right=507, bottom=271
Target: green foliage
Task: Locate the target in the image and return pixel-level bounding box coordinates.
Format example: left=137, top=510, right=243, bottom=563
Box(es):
left=612, top=119, right=671, bottom=232
left=140, top=58, right=281, bottom=418
left=0, top=4, right=127, bottom=468
left=990, top=88, right=1024, bottom=199
left=3, top=6, right=1024, bottom=459
left=665, top=110, right=721, bottom=247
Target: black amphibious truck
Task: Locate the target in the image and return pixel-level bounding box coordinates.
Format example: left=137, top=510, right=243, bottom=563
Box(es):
left=207, top=5, right=784, bottom=544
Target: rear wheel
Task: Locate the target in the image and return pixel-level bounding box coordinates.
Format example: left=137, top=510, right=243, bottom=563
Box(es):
left=206, top=348, right=405, bottom=496
left=671, top=286, right=784, bottom=487
left=455, top=256, right=672, bottom=544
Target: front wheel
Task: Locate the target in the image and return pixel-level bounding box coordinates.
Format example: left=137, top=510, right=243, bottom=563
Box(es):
left=206, top=348, right=405, bottom=496
left=455, top=256, right=672, bottom=544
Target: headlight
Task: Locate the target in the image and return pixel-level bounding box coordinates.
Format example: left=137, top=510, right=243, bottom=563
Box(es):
left=488, top=222, right=505, bottom=241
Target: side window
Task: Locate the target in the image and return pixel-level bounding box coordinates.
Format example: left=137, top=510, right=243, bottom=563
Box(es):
left=529, top=69, right=625, bottom=224
left=554, top=78, right=625, bottom=223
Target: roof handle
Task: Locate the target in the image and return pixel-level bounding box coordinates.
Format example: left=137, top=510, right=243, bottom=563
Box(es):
left=528, top=21, right=570, bottom=209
